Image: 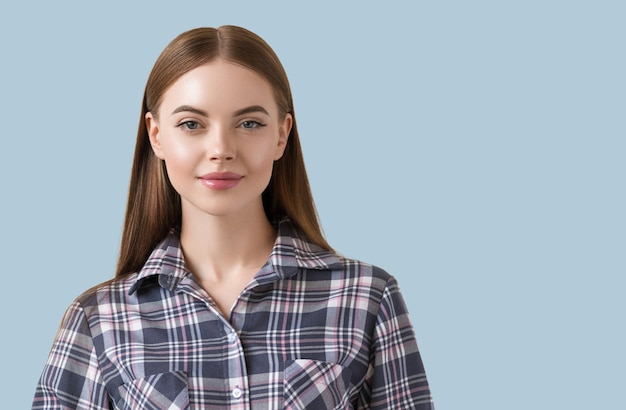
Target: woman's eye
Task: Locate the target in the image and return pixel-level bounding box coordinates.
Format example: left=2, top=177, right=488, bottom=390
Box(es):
left=241, top=120, right=264, bottom=129
left=179, top=120, right=200, bottom=131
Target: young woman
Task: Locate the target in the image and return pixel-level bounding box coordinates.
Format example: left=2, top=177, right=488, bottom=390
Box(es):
left=33, top=26, right=434, bottom=409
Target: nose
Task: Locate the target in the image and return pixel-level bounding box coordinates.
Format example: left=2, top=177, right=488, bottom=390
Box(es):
left=208, top=126, right=235, bottom=162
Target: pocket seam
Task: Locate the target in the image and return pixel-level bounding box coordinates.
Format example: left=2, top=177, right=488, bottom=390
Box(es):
left=117, top=371, right=190, bottom=410
left=284, top=359, right=352, bottom=409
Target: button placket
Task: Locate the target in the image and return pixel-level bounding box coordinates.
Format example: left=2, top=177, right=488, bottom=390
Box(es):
left=218, top=317, right=249, bottom=406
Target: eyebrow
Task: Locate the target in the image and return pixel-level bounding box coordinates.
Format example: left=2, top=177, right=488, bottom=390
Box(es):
left=233, top=105, right=270, bottom=117
left=171, top=105, right=208, bottom=117
left=170, top=104, right=270, bottom=118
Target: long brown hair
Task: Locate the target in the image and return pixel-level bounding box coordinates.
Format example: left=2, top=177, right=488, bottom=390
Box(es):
left=116, top=26, right=331, bottom=278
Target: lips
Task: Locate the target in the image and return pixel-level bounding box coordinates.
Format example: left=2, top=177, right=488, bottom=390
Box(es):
left=198, top=172, right=243, bottom=190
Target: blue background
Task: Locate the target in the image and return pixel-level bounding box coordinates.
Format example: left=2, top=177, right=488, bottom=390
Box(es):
left=1, top=1, right=624, bottom=408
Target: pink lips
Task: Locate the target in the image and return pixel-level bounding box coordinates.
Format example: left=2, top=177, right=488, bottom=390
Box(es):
left=198, top=172, right=243, bottom=190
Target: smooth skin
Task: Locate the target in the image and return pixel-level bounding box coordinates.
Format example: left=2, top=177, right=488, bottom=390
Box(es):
left=146, top=60, right=293, bottom=318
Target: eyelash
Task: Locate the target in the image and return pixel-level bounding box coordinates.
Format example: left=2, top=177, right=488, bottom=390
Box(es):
left=177, top=120, right=201, bottom=131
left=175, top=119, right=266, bottom=133
left=240, top=120, right=266, bottom=129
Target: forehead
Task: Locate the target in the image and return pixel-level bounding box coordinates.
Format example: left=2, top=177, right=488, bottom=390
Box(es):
left=159, top=60, right=277, bottom=115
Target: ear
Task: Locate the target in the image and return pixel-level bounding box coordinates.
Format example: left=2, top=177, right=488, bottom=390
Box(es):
left=274, top=113, right=293, bottom=160
left=145, top=112, right=165, bottom=159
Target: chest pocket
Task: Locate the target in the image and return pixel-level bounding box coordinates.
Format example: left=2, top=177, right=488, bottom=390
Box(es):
left=284, top=359, right=353, bottom=409
left=117, top=371, right=190, bottom=410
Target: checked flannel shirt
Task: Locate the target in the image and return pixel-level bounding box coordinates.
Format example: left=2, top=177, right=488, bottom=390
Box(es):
left=33, top=220, right=434, bottom=409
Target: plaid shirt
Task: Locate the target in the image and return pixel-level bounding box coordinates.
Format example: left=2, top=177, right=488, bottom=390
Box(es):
left=33, top=220, right=434, bottom=409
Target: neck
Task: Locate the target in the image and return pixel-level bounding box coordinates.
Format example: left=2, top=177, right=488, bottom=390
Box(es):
left=179, top=203, right=276, bottom=283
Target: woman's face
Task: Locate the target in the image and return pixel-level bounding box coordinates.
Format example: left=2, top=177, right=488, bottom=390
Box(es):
left=146, top=60, right=292, bottom=220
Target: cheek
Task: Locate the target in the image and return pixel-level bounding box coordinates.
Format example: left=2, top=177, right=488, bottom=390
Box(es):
left=164, top=139, right=197, bottom=160
left=246, top=143, right=278, bottom=174
left=160, top=139, right=202, bottom=179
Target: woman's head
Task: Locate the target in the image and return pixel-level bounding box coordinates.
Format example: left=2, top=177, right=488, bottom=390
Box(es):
left=117, top=26, right=330, bottom=277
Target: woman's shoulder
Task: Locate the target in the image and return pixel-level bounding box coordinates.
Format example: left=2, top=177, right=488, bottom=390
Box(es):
left=293, top=249, right=398, bottom=298
left=70, top=230, right=185, bottom=312
left=278, top=220, right=392, bottom=278
left=334, top=254, right=393, bottom=280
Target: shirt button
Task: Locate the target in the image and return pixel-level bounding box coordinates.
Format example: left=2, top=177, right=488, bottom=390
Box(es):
left=232, top=387, right=243, bottom=399
left=227, top=332, right=236, bottom=343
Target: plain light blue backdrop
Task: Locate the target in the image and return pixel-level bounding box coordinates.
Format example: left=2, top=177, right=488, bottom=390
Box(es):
left=1, top=1, right=623, bottom=409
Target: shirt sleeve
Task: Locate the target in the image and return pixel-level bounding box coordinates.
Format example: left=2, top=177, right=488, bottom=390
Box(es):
left=358, top=276, right=435, bottom=409
left=32, top=300, right=110, bottom=409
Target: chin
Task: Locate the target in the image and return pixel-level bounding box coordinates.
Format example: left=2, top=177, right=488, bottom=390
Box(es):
left=182, top=197, right=264, bottom=220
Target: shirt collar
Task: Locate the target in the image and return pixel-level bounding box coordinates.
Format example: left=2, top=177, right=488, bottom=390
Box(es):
left=128, top=231, right=190, bottom=294
left=129, top=219, right=342, bottom=294
left=268, top=219, right=343, bottom=279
